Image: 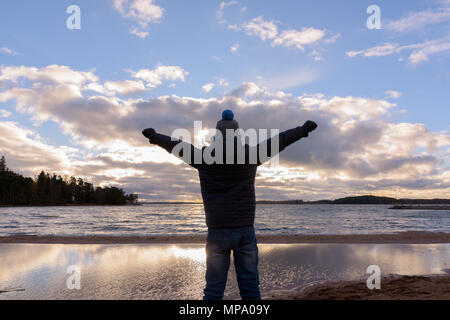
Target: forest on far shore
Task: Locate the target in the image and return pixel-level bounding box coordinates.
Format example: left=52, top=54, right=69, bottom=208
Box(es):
left=0, top=156, right=138, bottom=206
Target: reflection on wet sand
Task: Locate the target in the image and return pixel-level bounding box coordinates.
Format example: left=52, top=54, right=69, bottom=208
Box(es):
left=0, top=243, right=448, bottom=300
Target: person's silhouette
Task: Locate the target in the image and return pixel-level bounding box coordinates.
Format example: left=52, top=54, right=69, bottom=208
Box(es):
left=143, top=110, right=317, bottom=300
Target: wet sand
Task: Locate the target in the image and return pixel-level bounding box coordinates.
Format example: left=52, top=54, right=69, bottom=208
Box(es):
left=1, top=243, right=448, bottom=299
left=265, top=275, right=450, bottom=300
left=1, top=231, right=449, bottom=244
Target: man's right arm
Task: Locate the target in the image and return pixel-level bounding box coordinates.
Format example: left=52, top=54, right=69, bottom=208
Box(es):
left=143, top=129, right=179, bottom=153
left=142, top=128, right=201, bottom=167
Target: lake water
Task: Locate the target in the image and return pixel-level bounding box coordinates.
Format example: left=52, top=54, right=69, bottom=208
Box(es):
left=0, top=243, right=448, bottom=300
left=0, top=204, right=449, bottom=236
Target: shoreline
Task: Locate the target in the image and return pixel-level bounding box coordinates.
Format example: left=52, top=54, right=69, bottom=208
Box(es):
left=390, top=205, right=450, bottom=210
left=0, top=231, right=449, bottom=244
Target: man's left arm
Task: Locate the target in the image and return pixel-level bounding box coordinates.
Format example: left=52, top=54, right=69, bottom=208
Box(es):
left=253, top=120, right=318, bottom=164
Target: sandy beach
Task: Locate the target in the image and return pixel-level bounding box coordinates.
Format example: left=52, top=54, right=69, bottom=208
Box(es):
left=265, top=275, right=450, bottom=300
left=1, top=231, right=449, bottom=244
left=1, top=231, right=449, bottom=300
left=1, top=241, right=449, bottom=300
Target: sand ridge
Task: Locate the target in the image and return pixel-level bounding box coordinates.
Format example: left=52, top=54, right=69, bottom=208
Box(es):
left=264, top=274, right=450, bottom=300
left=0, top=231, right=449, bottom=244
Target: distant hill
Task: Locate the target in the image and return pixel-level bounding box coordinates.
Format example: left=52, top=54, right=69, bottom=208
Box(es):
left=331, top=195, right=397, bottom=204
left=256, top=195, right=450, bottom=205
left=257, top=200, right=304, bottom=205
left=256, top=196, right=397, bottom=205
left=139, top=196, right=450, bottom=205
left=331, top=195, right=450, bottom=205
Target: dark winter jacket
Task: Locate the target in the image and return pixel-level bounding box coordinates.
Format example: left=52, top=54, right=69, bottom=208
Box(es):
left=149, top=127, right=309, bottom=229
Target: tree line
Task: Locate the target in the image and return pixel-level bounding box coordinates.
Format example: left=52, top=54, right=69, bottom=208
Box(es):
left=0, top=156, right=138, bottom=206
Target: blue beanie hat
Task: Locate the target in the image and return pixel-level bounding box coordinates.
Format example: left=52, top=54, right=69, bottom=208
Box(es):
left=222, top=110, right=234, bottom=121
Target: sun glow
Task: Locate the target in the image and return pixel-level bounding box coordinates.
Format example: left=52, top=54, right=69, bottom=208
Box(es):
left=171, top=246, right=206, bottom=263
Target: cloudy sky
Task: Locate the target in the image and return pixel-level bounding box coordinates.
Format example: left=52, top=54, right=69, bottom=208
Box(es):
left=0, top=0, right=449, bottom=201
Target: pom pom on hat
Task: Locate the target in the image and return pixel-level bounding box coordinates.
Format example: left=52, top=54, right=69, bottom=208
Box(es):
left=222, top=110, right=234, bottom=121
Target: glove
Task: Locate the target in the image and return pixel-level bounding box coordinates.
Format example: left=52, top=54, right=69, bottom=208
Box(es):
left=303, top=121, right=318, bottom=133
left=297, top=121, right=318, bottom=138
left=142, top=128, right=156, bottom=140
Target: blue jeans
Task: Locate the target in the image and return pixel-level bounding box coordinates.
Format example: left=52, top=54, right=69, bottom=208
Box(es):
left=203, top=226, right=261, bottom=300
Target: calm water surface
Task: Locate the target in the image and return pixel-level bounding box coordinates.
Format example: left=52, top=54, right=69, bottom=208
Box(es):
left=0, top=204, right=449, bottom=236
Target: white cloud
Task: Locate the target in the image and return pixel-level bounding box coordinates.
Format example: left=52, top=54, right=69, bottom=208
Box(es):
left=408, top=41, right=450, bottom=64
left=348, top=1, right=450, bottom=65
left=130, top=65, right=189, bottom=87
left=227, top=82, right=265, bottom=98
left=243, top=16, right=279, bottom=41
left=0, top=65, right=98, bottom=85
left=346, top=43, right=402, bottom=58
left=230, top=42, right=240, bottom=53
left=311, top=50, right=323, bottom=61
left=217, top=78, right=229, bottom=87
left=0, top=47, right=17, bottom=55
left=130, top=27, right=149, bottom=39
left=385, top=90, right=402, bottom=99
left=347, top=38, right=450, bottom=64
left=202, top=78, right=229, bottom=93
left=0, top=64, right=186, bottom=98
left=114, top=0, right=164, bottom=26
left=104, top=80, right=147, bottom=95
left=0, top=121, right=77, bottom=176
left=216, top=3, right=337, bottom=60
left=217, top=1, right=239, bottom=24
left=113, top=0, right=164, bottom=38
left=0, top=109, right=12, bottom=118
left=384, top=6, right=450, bottom=33
left=324, top=33, right=341, bottom=44
left=84, top=82, right=115, bottom=96
left=202, top=83, right=215, bottom=93
left=272, top=28, right=325, bottom=50
left=1, top=65, right=449, bottom=200
left=299, top=94, right=396, bottom=121
left=231, top=15, right=335, bottom=54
